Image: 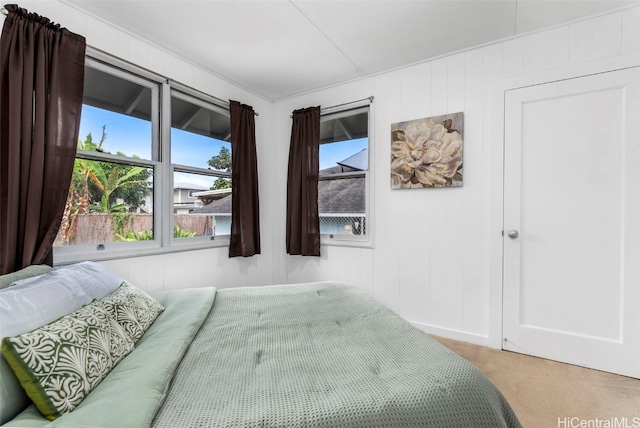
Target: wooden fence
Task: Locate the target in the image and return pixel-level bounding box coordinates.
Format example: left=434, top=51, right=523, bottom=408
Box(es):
left=56, top=214, right=213, bottom=246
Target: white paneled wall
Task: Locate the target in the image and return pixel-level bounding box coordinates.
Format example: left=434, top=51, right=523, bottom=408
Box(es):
left=271, top=5, right=640, bottom=346
left=4, top=3, right=639, bottom=347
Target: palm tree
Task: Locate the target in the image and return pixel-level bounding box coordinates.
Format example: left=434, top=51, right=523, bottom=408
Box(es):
left=99, top=164, right=147, bottom=213
left=60, top=125, right=148, bottom=245
left=59, top=128, right=108, bottom=244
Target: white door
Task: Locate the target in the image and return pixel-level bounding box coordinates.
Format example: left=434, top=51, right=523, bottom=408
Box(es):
left=503, top=67, right=640, bottom=378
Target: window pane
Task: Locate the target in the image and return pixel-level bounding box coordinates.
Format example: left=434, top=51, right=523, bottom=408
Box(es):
left=320, top=215, right=366, bottom=236
left=173, top=171, right=231, bottom=238
left=171, top=94, right=231, bottom=170
left=54, top=160, right=153, bottom=246
left=319, top=109, right=369, bottom=237
left=320, top=111, right=368, bottom=144
left=319, top=138, right=368, bottom=173
left=81, top=66, right=153, bottom=160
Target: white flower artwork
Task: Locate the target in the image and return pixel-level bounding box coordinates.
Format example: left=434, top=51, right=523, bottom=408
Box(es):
left=391, top=112, right=463, bottom=189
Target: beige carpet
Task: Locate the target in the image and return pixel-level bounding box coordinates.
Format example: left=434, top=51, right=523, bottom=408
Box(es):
left=432, top=335, right=640, bottom=428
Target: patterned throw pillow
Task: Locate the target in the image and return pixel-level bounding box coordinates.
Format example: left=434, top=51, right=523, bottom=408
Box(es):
left=94, top=282, right=164, bottom=343
left=1, top=304, right=134, bottom=420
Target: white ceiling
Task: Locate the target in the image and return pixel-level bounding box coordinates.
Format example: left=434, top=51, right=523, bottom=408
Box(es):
left=65, top=0, right=637, bottom=101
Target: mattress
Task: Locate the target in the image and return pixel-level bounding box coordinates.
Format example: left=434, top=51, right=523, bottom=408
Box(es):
left=153, top=282, right=520, bottom=427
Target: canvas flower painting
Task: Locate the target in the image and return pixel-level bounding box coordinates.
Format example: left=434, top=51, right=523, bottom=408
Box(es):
left=391, top=112, right=463, bottom=189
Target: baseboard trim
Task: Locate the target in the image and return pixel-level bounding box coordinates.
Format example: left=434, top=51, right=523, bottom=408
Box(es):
left=409, top=321, right=493, bottom=348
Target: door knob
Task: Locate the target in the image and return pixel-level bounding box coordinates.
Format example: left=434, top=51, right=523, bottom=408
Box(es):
left=507, top=230, right=519, bottom=239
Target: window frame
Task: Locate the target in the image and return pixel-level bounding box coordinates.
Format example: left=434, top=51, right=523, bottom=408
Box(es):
left=318, top=104, right=374, bottom=248
left=54, top=49, right=232, bottom=264
left=168, top=87, right=232, bottom=248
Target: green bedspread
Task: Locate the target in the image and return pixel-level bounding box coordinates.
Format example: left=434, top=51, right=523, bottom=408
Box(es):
left=4, top=282, right=521, bottom=427
left=152, top=282, right=521, bottom=428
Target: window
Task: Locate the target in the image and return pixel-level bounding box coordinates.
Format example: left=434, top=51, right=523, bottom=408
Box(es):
left=54, top=52, right=233, bottom=262
left=318, top=107, right=370, bottom=242
left=170, top=90, right=232, bottom=241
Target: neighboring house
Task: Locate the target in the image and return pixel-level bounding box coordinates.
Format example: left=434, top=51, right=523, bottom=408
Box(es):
left=173, top=182, right=209, bottom=214
left=191, top=193, right=232, bottom=236
left=140, top=184, right=153, bottom=214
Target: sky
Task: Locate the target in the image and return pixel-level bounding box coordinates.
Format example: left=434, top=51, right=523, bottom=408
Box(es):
left=79, top=105, right=368, bottom=188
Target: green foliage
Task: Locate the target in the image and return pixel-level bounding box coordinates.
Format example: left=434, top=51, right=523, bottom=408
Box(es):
left=207, top=146, right=231, bottom=171
left=65, top=125, right=152, bottom=243
left=207, top=146, right=232, bottom=190
left=210, top=177, right=232, bottom=190
left=110, top=212, right=134, bottom=237
left=72, top=125, right=151, bottom=214
left=115, top=225, right=195, bottom=242
left=90, top=153, right=150, bottom=212
left=173, top=224, right=196, bottom=238
left=115, top=229, right=153, bottom=241
left=99, top=163, right=148, bottom=213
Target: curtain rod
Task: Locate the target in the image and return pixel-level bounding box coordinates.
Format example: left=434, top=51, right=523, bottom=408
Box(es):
left=290, top=96, right=374, bottom=118
left=207, top=93, right=260, bottom=117
left=323, top=96, right=374, bottom=113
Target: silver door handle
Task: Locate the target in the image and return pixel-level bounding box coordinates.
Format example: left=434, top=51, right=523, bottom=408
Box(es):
left=507, top=230, right=519, bottom=239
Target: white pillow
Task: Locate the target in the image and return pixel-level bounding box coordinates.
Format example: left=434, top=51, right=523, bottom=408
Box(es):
left=51, top=261, right=125, bottom=300
left=0, top=272, right=90, bottom=338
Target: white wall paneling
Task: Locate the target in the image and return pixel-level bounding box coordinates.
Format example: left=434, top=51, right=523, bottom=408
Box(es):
left=523, top=32, right=547, bottom=74
left=623, top=7, right=640, bottom=54
left=596, top=12, right=623, bottom=59
left=502, top=38, right=524, bottom=79
left=570, top=19, right=596, bottom=64
left=546, top=26, right=571, bottom=69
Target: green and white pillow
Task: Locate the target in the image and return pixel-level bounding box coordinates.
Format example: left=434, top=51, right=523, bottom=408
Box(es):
left=1, top=304, right=134, bottom=420
left=94, top=282, right=164, bottom=343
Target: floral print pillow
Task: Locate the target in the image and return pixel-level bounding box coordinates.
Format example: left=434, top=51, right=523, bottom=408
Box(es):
left=93, top=282, right=164, bottom=343
left=1, top=304, right=134, bottom=420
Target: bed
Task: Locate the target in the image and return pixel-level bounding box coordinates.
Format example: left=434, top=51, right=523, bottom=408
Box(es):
left=0, top=263, right=521, bottom=428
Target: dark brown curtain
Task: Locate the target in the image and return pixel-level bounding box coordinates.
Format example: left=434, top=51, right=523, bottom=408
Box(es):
left=286, top=106, right=320, bottom=256
left=228, top=100, right=260, bottom=257
left=0, top=4, right=86, bottom=274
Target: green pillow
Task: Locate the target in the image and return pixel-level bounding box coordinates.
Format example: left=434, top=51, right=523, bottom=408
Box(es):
left=1, top=304, right=134, bottom=420
left=94, top=282, right=164, bottom=343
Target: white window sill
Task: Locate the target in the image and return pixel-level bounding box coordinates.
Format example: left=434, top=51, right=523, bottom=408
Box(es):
left=320, top=235, right=373, bottom=249
left=53, top=237, right=230, bottom=265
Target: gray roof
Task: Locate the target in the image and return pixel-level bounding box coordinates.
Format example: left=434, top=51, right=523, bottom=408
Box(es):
left=193, top=176, right=365, bottom=215
left=193, top=194, right=232, bottom=214
left=318, top=176, right=365, bottom=213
